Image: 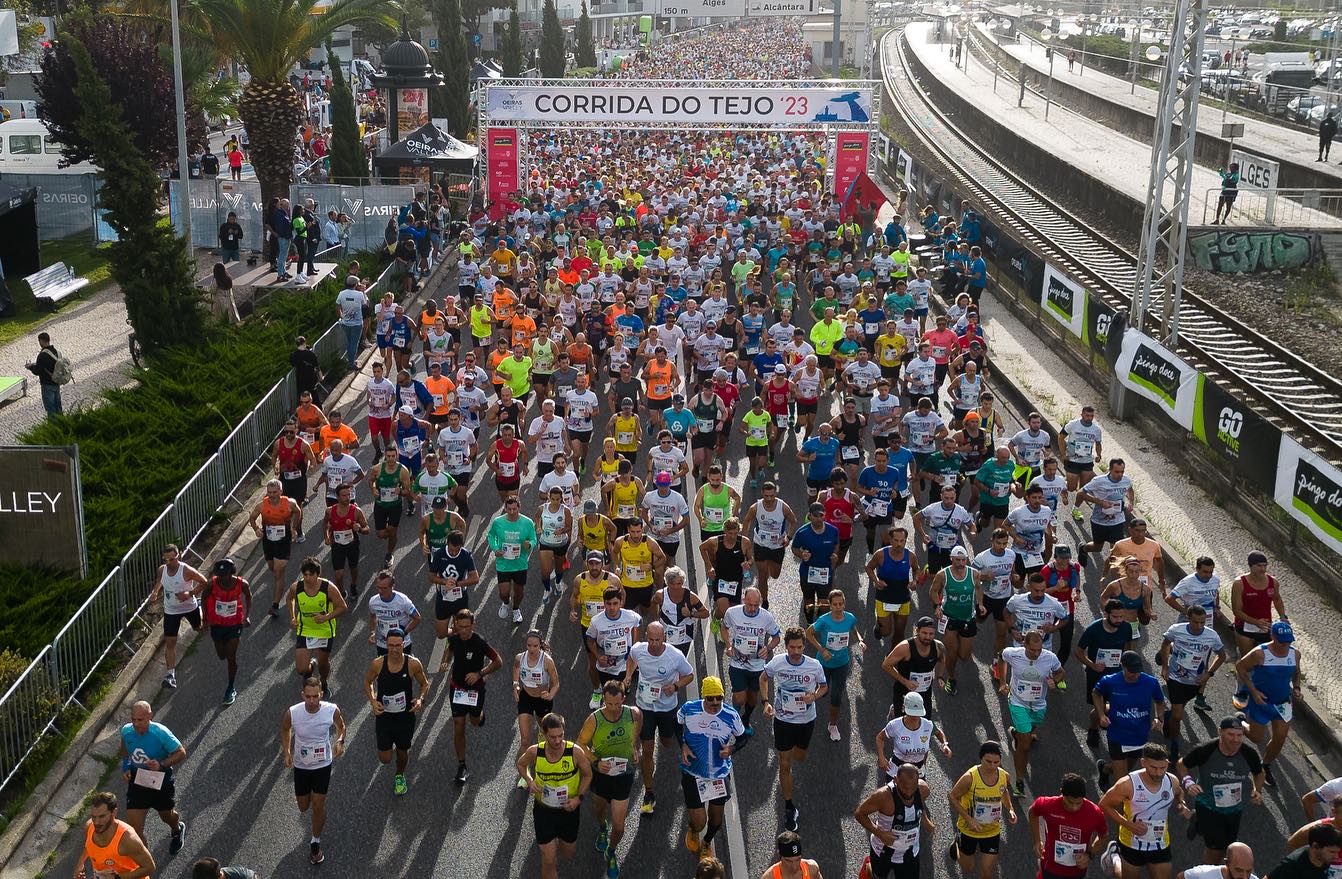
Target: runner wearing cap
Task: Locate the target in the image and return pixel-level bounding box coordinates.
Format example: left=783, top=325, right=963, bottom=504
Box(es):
left=929, top=545, right=987, bottom=695
left=677, top=675, right=745, bottom=858
left=643, top=472, right=691, bottom=563
left=663, top=393, right=696, bottom=453
left=571, top=551, right=620, bottom=710
left=877, top=691, right=951, bottom=776
left=792, top=502, right=841, bottom=623
left=1234, top=620, right=1299, bottom=787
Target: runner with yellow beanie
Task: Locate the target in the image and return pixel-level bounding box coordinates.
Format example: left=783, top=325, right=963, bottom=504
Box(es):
left=676, top=675, right=745, bottom=858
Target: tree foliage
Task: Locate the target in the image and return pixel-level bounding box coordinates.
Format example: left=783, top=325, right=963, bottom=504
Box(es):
left=325, top=41, right=367, bottom=184
left=461, top=0, right=510, bottom=35
left=539, top=0, right=565, bottom=77
left=35, top=17, right=201, bottom=170
left=574, top=0, right=596, bottom=69
left=430, top=0, right=473, bottom=137
left=64, top=35, right=204, bottom=356
left=501, top=2, right=524, bottom=77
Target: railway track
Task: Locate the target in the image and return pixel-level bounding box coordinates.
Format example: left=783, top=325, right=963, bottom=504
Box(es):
left=881, top=27, right=1342, bottom=459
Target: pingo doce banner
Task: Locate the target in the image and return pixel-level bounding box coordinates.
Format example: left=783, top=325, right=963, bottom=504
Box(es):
left=485, top=85, right=875, bottom=126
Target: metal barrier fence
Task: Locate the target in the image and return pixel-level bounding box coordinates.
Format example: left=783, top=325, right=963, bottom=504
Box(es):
left=1201, top=186, right=1342, bottom=226
left=0, top=262, right=392, bottom=796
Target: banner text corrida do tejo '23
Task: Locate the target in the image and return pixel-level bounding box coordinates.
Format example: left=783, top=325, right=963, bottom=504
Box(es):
left=484, top=86, right=875, bottom=126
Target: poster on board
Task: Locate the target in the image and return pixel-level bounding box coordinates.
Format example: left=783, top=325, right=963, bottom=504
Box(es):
left=1113, top=328, right=1199, bottom=431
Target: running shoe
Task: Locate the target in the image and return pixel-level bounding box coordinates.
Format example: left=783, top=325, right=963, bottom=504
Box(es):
left=767, top=456, right=775, bottom=468
left=784, top=804, right=799, bottom=832
left=1012, top=780, right=1025, bottom=796
left=308, top=658, right=319, bottom=679
left=384, top=553, right=393, bottom=566
left=1072, top=508, right=1084, bottom=521
left=1096, top=759, right=1111, bottom=789
left=640, top=792, right=655, bottom=815
left=1231, top=689, right=1249, bottom=711
left=517, top=776, right=529, bottom=790
left=295, top=532, right=305, bottom=543
left=309, top=842, right=324, bottom=865
left=223, top=686, right=236, bottom=706
left=943, top=678, right=957, bottom=695
left=1263, top=763, right=1276, bottom=787
left=268, top=602, right=280, bottom=619
left=394, top=774, right=407, bottom=795
left=606, top=852, right=620, bottom=879
left=542, top=584, right=552, bottom=605
left=455, top=763, right=469, bottom=784
left=512, top=608, right=523, bottom=624
left=749, top=478, right=758, bottom=490
left=596, top=821, right=609, bottom=853
left=709, top=618, right=721, bottom=637
left=1056, top=679, right=1068, bottom=691
left=498, top=602, right=510, bottom=619
left=1193, top=693, right=1211, bottom=711
left=685, top=828, right=700, bottom=853
left=162, top=673, right=177, bottom=690
left=828, top=723, right=840, bottom=742
left=590, top=689, right=602, bottom=710
left=169, top=820, right=186, bottom=855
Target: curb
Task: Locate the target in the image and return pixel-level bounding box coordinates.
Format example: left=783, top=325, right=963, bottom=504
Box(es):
left=0, top=253, right=456, bottom=869
left=979, top=316, right=1342, bottom=768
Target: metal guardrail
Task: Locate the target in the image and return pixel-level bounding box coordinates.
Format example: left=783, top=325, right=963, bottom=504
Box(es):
left=0, top=262, right=395, bottom=796
left=1201, top=186, right=1342, bottom=226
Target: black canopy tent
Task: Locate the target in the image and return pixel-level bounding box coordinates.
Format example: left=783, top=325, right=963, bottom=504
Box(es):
left=372, top=121, right=478, bottom=177
left=0, top=182, right=40, bottom=317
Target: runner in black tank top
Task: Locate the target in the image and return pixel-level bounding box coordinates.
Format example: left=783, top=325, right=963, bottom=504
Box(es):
left=496, top=399, right=521, bottom=432
left=890, top=635, right=942, bottom=717
left=710, top=534, right=747, bottom=607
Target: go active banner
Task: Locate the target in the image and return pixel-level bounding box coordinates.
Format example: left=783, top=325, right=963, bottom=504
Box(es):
left=1113, top=328, right=1199, bottom=431
left=1192, top=376, right=1281, bottom=493
left=485, top=85, right=874, bottom=126
left=1274, top=437, right=1342, bottom=556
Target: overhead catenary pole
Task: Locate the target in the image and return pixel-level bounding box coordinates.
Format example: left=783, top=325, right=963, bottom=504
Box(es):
left=831, top=0, right=842, bottom=77
left=169, top=0, right=191, bottom=244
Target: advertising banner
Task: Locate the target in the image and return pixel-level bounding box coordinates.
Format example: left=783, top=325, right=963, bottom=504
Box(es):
left=1274, top=436, right=1342, bottom=556
left=896, top=148, right=914, bottom=190
left=658, top=0, right=744, bottom=15
left=1114, top=328, right=1199, bottom=430
left=485, top=85, right=874, bottom=125
left=486, top=127, right=520, bottom=206
left=1193, top=376, right=1282, bottom=493
left=1085, top=295, right=1117, bottom=359
left=1040, top=262, right=1085, bottom=338
left=396, top=87, right=430, bottom=135
left=0, top=445, right=87, bottom=576
left=978, top=217, right=1001, bottom=260
left=832, top=131, right=870, bottom=200
left=1019, top=248, right=1045, bottom=306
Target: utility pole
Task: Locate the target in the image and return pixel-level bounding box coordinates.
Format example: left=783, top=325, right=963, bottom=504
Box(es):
left=169, top=0, right=191, bottom=245
left=831, top=0, right=842, bottom=77
left=1112, top=0, right=1207, bottom=419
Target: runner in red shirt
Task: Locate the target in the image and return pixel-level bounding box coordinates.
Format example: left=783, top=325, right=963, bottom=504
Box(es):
left=1027, top=775, right=1109, bottom=879
left=920, top=314, right=961, bottom=386
left=819, top=469, right=858, bottom=567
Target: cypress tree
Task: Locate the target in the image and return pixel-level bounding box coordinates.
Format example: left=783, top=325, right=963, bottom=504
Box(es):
left=325, top=41, right=368, bottom=184
left=575, top=0, right=596, bottom=69
left=501, top=2, right=524, bottom=77
left=539, top=0, right=565, bottom=77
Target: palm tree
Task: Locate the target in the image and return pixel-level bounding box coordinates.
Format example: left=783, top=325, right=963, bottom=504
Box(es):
left=191, top=0, right=396, bottom=205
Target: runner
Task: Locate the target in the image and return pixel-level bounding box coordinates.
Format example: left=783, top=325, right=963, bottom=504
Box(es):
left=611, top=519, right=665, bottom=622
left=626, top=619, right=695, bottom=817
left=248, top=479, right=301, bottom=619
left=877, top=692, right=951, bottom=776
left=677, top=676, right=745, bottom=858
left=857, top=445, right=911, bottom=556
left=577, top=682, right=642, bottom=878
left=1229, top=552, right=1288, bottom=711
left=701, top=516, right=754, bottom=630
left=197, top=557, right=251, bottom=704
left=1093, top=651, right=1168, bottom=788
left=586, top=587, right=643, bottom=708
left=1098, top=743, right=1192, bottom=879
left=792, top=502, right=841, bottom=622
left=418, top=495, right=466, bottom=558
left=537, top=485, right=575, bottom=603
left=279, top=676, right=346, bottom=865
left=287, top=557, right=347, bottom=696
left=1000, top=630, right=1065, bottom=794
left=1175, top=716, right=1265, bottom=864
left=411, top=453, right=458, bottom=518
left=1057, top=407, right=1103, bottom=521
left=741, top=396, right=774, bottom=488
left=76, top=792, right=156, bottom=879
left=604, top=458, right=646, bottom=537
left=366, top=571, right=420, bottom=656
left=362, top=627, right=429, bottom=795
left=867, top=527, right=919, bottom=650
left=949, top=741, right=1017, bottom=879
left=367, top=446, right=412, bottom=568
left=651, top=565, right=709, bottom=658
left=1027, top=774, right=1109, bottom=879
left=929, top=547, right=987, bottom=695
left=642, top=471, right=692, bottom=563
left=273, top=418, right=316, bottom=512
left=913, top=484, right=975, bottom=585
left=881, top=618, right=946, bottom=719
left=487, top=495, right=537, bottom=624
left=806, top=590, right=863, bottom=742
left=441, top=608, right=503, bottom=784
left=1233, top=621, right=1299, bottom=787
left=761, top=625, right=828, bottom=832
left=436, top=408, right=479, bottom=515
left=1077, top=459, right=1133, bottom=566
left=741, top=482, right=799, bottom=609
left=1157, top=606, right=1229, bottom=760
left=152, top=544, right=207, bottom=690
left=760, top=831, right=826, bottom=879
left=797, top=422, right=841, bottom=505
left=854, top=764, right=935, bottom=879
left=116, top=701, right=187, bottom=852
left=1277, top=821, right=1341, bottom=879
left=722, top=585, right=782, bottom=744
left=323, top=483, right=368, bottom=600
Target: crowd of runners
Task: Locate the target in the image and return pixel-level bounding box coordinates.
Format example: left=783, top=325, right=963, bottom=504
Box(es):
left=74, top=20, right=1342, bottom=879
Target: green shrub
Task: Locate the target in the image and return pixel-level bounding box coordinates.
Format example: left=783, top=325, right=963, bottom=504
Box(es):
left=0, top=253, right=384, bottom=659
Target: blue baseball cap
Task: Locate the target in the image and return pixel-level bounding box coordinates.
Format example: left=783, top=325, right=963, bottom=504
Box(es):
left=1271, top=621, right=1295, bottom=643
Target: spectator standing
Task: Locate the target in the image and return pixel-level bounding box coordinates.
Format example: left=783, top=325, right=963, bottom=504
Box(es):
left=1320, top=113, right=1337, bottom=163
left=336, top=277, right=369, bottom=368
left=290, top=335, right=322, bottom=402
left=24, top=331, right=65, bottom=417
left=218, top=211, right=244, bottom=262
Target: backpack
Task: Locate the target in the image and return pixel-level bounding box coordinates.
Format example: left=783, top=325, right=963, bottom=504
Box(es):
left=49, top=351, right=74, bottom=385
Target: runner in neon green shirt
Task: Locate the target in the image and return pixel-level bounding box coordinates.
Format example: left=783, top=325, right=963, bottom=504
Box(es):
left=494, top=345, right=534, bottom=399
left=741, top=398, right=774, bottom=489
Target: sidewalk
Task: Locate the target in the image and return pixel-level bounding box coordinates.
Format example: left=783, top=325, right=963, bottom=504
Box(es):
left=996, top=30, right=1342, bottom=182
left=906, top=22, right=1342, bottom=229
left=980, top=289, right=1342, bottom=732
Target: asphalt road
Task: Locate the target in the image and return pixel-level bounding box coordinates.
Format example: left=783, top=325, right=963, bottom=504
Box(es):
left=48, top=282, right=1340, bottom=879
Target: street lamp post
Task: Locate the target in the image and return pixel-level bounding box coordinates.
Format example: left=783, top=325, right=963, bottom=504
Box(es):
left=169, top=0, right=191, bottom=245
left=1041, top=28, right=1055, bottom=119
left=1129, top=18, right=1140, bottom=93
left=1079, top=13, right=1088, bottom=76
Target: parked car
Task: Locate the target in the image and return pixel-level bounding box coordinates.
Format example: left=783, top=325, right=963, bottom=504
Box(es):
left=1307, top=102, right=1342, bottom=128
left=1287, top=94, right=1334, bottom=125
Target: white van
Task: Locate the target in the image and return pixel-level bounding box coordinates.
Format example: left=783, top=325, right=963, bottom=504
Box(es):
left=0, top=119, right=96, bottom=173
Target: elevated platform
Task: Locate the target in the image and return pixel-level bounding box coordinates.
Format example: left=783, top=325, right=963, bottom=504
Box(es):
left=901, top=22, right=1342, bottom=233
left=196, top=261, right=341, bottom=322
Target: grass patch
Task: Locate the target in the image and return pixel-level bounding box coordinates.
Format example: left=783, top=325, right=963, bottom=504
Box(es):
left=1283, top=262, right=1342, bottom=329
left=0, top=237, right=115, bottom=347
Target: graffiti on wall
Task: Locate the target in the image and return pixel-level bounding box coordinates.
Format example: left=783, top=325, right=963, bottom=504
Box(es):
left=1188, top=229, right=1317, bottom=274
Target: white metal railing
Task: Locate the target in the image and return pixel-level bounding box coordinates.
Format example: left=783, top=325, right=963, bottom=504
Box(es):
left=0, top=260, right=396, bottom=796
left=1201, top=186, right=1342, bottom=227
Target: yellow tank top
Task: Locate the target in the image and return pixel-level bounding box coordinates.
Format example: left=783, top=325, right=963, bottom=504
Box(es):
left=609, top=480, right=640, bottom=521
left=576, top=573, right=611, bottom=627
left=613, top=414, right=639, bottom=452
left=580, top=516, right=609, bottom=551
left=470, top=304, right=492, bottom=337
left=956, top=765, right=1008, bottom=838
left=597, top=456, right=622, bottom=486
left=534, top=742, right=581, bottom=806
left=619, top=539, right=653, bottom=588
left=295, top=582, right=336, bottom=638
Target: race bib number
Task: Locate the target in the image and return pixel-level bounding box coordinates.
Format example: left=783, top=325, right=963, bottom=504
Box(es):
left=305, top=637, right=329, bottom=649
left=695, top=776, right=728, bottom=803
left=1067, top=439, right=1094, bottom=461
left=974, top=801, right=1003, bottom=824
left=623, top=564, right=647, bottom=583
left=666, top=622, right=690, bottom=645
left=265, top=524, right=287, bottom=541
left=333, top=529, right=354, bottom=545
left=1096, top=648, right=1123, bottom=669
left=214, top=599, right=238, bottom=619
left=842, top=445, right=860, bottom=461
left=521, top=668, right=544, bottom=688
left=910, top=670, right=935, bottom=692
left=697, top=418, right=716, bottom=433
left=826, top=631, right=850, bottom=651
left=603, top=636, right=629, bottom=656
left=705, top=507, right=725, bottom=524
left=604, top=757, right=629, bottom=775
left=379, top=486, right=400, bottom=502
left=134, top=768, right=166, bottom=790
left=1053, top=840, right=1084, bottom=867
left=638, top=679, right=662, bottom=705
left=283, top=469, right=302, bottom=480
left=1213, top=782, right=1242, bottom=808
left=749, top=425, right=768, bottom=442
left=499, top=461, right=516, bottom=478
left=1137, top=821, right=1166, bottom=846
left=440, top=583, right=464, bottom=602
left=542, top=785, right=569, bottom=808
left=733, top=635, right=760, bottom=658
left=452, top=688, right=480, bottom=706
left=382, top=691, right=407, bottom=713
left=585, top=601, right=603, bottom=621
left=502, top=542, right=521, bottom=560
left=780, top=690, right=808, bottom=714
left=934, top=530, right=958, bottom=550
left=775, top=414, right=789, bottom=428
left=866, top=499, right=890, bottom=518
left=1024, top=552, right=1045, bottom=568
left=297, top=743, right=329, bottom=767
left=1014, top=677, right=1045, bottom=703
left=890, top=826, right=919, bottom=854
left=807, top=566, right=831, bottom=586
left=445, top=450, right=465, bottom=467
left=937, top=614, right=949, bottom=634
left=717, top=579, right=739, bottom=596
